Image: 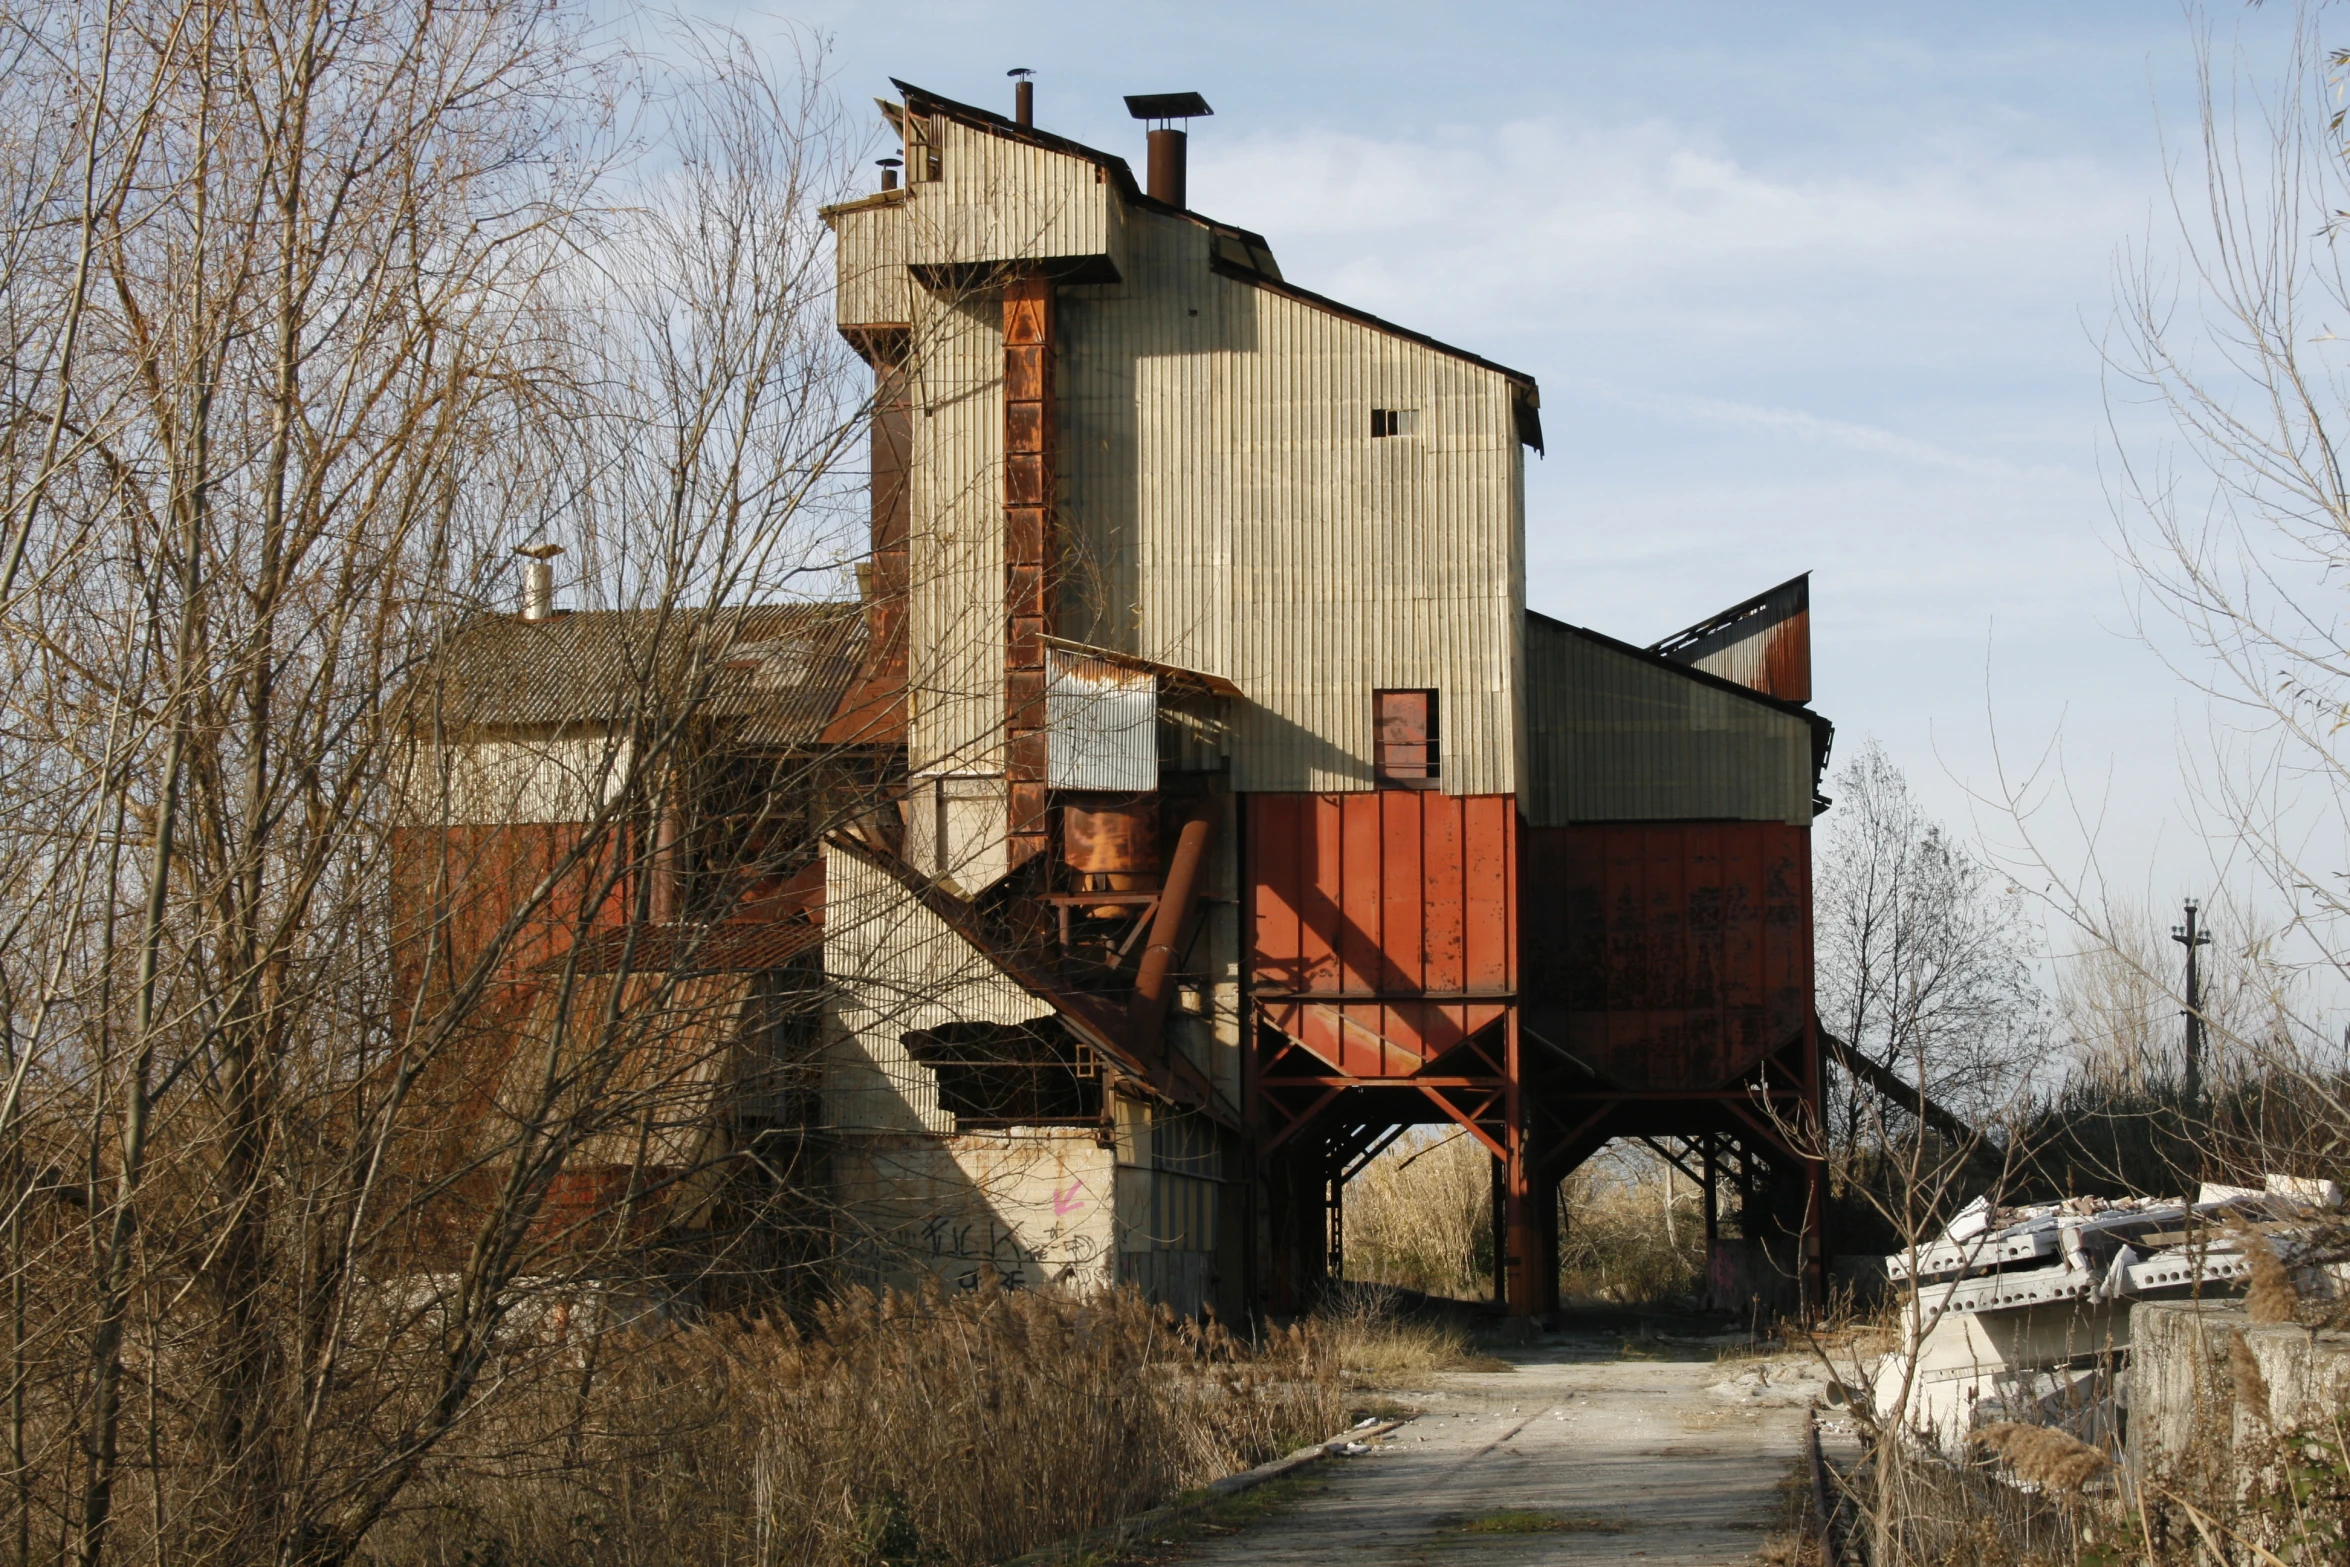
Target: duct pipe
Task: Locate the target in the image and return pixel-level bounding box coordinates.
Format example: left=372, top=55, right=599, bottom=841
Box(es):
left=1146, top=128, right=1187, bottom=209
left=516, top=543, right=562, bottom=620
left=1127, top=801, right=1214, bottom=1059
left=649, top=804, right=681, bottom=924
left=521, top=560, right=553, bottom=620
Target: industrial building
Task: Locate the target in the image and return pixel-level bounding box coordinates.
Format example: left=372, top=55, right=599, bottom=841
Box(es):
left=399, top=77, right=1835, bottom=1321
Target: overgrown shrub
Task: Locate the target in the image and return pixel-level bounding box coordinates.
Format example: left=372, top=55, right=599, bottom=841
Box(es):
left=1556, top=1154, right=1706, bottom=1305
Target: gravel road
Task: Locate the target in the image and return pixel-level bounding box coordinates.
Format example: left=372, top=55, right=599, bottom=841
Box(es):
left=1180, top=1333, right=1826, bottom=1565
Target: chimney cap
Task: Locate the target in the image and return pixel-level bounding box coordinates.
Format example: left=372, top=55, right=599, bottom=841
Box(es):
left=1007, top=66, right=1034, bottom=79
left=1125, top=92, right=1212, bottom=123
left=877, top=155, right=902, bottom=167
left=513, top=542, right=564, bottom=560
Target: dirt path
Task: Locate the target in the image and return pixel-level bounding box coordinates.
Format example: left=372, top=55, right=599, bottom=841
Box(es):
left=1182, top=1334, right=1823, bottom=1565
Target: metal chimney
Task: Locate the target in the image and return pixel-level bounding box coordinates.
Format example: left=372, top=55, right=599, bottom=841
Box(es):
left=878, top=156, right=901, bottom=191
left=515, top=543, right=563, bottom=620
left=1008, top=67, right=1034, bottom=128
left=1123, top=92, right=1213, bottom=209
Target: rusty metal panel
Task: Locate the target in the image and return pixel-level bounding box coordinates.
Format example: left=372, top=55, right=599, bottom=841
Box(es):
left=1045, top=646, right=1157, bottom=791
left=1056, top=203, right=1527, bottom=798
left=1247, top=792, right=1515, bottom=1075
left=502, top=971, right=756, bottom=1166
left=1651, top=574, right=1810, bottom=703
left=1522, top=613, right=1814, bottom=827
left=1520, top=820, right=1812, bottom=1092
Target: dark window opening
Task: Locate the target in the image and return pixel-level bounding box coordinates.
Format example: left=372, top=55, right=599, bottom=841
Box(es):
left=1371, top=408, right=1418, bottom=439
left=901, top=1019, right=1103, bottom=1129
left=1373, top=688, right=1439, bottom=789
left=741, top=957, right=827, bottom=1134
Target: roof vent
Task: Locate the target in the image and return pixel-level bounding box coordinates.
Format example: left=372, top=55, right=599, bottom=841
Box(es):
left=1008, top=67, right=1034, bottom=128
left=877, top=155, right=901, bottom=191
left=1124, top=92, right=1213, bottom=210
left=514, top=543, right=563, bottom=621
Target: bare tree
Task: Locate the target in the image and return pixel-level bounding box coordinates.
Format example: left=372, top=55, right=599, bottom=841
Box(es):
left=0, top=5, right=880, bottom=1564
left=1817, top=739, right=2048, bottom=1146
left=2047, top=8, right=2350, bottom=1097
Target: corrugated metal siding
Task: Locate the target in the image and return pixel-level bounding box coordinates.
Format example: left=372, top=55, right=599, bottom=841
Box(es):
left=1684, top=612, right=1808, bottom=703
left=1653, top=576, right=1811, bottom=704
left=1520, top=821, right=1812, bottom=1091
left=905, top=118, right=1123, bottom=275
left=1522, top=616, right=1813, bottom=827
left=1045, top=647, right=1156, bottom=790
left=830, top=196, right=911, bottom=327
left=821, top=844, right=1055, bottom=1135
left=1059, top=207, right=1524, bottom=797
left=1246, top=792, right=1515, bottom=1073
left=906, top=287, right=1005, bottom=775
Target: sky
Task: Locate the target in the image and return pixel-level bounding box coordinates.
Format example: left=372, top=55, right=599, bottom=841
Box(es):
left=699, top=0, right=2318, bottom=930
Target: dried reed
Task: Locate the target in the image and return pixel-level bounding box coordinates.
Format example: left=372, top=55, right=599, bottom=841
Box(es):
left=369, top=1282, right=1341, bottom=1567
left=1970, top=1422, right=2111, bottom=1493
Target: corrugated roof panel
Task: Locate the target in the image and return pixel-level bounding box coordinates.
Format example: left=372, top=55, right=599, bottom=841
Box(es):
left=1651, top=574, right=1811, bottom=704
left=902, top=114, right=1124, bottom=278
left=409, top=604, right=864, bottom=744
left=821, top=844, right=1060, bottom=1136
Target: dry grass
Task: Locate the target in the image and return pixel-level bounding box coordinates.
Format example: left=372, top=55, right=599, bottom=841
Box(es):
left=2229, top=1331, right=2275, bottom=1425
left=1556, top=1152, right=1708, bottom=1304
left=1342, top=1131, right=1708, bottom=1307
left=2242, top=1228, right=2302, bottom=1325
left=1315, top=1286, right=1514, bottom=1381
left=367, top=1281, right=1341, bottom=1567
left=1341, top=1129, right=1494, bottom=1298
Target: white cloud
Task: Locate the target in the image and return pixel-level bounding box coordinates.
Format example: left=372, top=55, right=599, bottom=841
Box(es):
left=1588, top=384, right=2067, bottom=480
left=1191, top=117, right=2148, bottom=354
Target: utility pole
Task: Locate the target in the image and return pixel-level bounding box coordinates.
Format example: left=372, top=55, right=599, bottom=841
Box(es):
left=2172, top=899, right=2212, bottom=1105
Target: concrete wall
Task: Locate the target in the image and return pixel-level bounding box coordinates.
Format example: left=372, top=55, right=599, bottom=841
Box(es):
left=834, top=1128, right=1118, bottom=1294
left=2130, top=1301, right=2350, bottom=1497
left=822, top=844, right=1236, bottom=1313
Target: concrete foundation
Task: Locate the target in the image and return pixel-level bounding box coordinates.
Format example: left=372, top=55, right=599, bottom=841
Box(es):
left=2128, top=1301, right=2350, bottom=1497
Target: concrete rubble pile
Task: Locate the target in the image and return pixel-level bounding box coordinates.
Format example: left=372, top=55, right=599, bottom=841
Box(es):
left=1871, top=1174, right=2344, bottom=1451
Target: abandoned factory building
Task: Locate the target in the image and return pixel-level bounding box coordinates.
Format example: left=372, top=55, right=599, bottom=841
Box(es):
left=399, top=79, right=1836, bottom=1321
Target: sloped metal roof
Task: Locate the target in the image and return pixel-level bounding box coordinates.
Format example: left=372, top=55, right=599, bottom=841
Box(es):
left=409, top=604, right=866, bottom=747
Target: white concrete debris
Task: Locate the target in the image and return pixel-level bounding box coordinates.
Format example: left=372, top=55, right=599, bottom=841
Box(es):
left=1872, top=1175, right=2343, bottom=1452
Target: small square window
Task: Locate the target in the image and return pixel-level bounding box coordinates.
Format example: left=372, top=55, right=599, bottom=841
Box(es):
left=1373, top=689, right=1439, bottom=788
left=1371, top=408, right=1418, bottom=439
